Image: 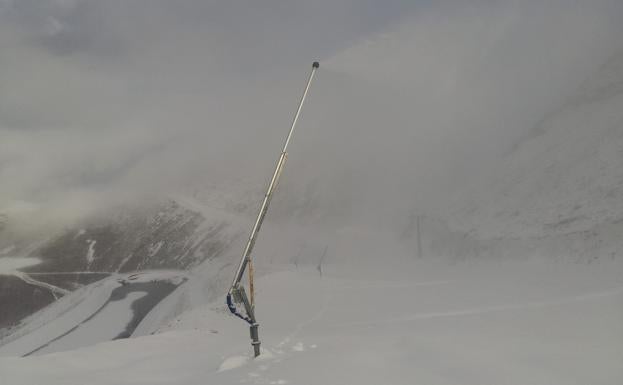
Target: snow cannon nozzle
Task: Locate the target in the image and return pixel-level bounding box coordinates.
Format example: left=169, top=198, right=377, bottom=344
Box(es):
left=312, top=61, right=319, bottom=68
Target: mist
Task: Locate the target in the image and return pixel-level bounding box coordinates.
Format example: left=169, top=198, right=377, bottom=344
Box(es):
left=1, top=0, right=622, bottom=236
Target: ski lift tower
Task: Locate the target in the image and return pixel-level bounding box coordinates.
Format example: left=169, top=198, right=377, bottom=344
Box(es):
left=226, top=62, right=320, bottom=357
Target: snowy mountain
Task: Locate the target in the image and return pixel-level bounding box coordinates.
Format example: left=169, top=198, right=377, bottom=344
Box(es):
left=3, top=47, right=623, bottom=340
left=0, top=197, right=246, bottom=331
left=0, top=184, right=339, bottom=347
left=0, top=271, right=186, bottom=357
left=432, top=50, right=623, bottom=262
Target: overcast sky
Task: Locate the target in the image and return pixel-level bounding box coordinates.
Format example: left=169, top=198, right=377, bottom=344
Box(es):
left=1, top=0, right=622, bottom=230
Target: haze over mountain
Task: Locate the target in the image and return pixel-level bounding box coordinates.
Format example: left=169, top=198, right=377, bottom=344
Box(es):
left=1, top=0, right=622, bottom=236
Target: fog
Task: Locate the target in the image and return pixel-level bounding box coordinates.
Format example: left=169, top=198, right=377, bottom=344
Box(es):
left=1, top=0, right=622, bottom=233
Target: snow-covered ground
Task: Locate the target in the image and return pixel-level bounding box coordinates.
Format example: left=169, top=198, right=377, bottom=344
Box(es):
left=0, top=271, right=186, bottom=357
left=1, top=259, right=621, bottom=385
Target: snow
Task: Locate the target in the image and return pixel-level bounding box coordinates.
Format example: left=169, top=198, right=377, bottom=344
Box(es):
left=32, top=291, right=147, bottom=355
left=218, top=355, right=250, bottom=372
left=1, top=260, right=621, bottom=384
left=85, top=239, right=96, bottom=265
left=117, top=253, right=134, bottom=272
left=122, top=270, right=188, bottom=286
left=12, top=272, right=70, bottom=299
left=0, top=257, right=40, bottom=275
left=291, top=342, right=304, bottom=352
left=0, top=271, right=186, bottom=357
left=434, top=52, right=623, bottom=262
left=148, top=241, right=164, bottom=257
left=0, top=278, right=120, bottom=356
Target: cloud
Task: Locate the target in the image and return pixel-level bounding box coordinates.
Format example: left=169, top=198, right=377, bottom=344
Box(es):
left=0, top=0, right=622, bottom=234
left=313, top=0, right=623, bottom=220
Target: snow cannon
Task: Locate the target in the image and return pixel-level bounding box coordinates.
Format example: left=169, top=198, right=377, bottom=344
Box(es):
left=226, top=62, right=320, bottom=358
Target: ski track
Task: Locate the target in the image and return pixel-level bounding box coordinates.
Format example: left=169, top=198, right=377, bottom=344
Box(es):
left=230, top=279, right=455, bottom=382
left=253, top=277, right=623, bottom=383
left=330, top=285, right=623, bottom=329
left=276, top=284, right=333, bottom=350
left=22, top=298, right=113, bottom=356
left=275, top=280, right=449, bottom=350
left=333, top=280, right=450, bottom=290
left=0, top=280, right=109, bottom=350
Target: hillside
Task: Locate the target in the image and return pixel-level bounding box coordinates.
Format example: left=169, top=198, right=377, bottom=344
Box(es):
left=0, top=198, right=245, bottom=331
left=437, top=51, right=623, bottom=262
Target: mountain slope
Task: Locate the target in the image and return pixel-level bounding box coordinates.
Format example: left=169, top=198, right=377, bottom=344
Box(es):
left=0, top=197, right=245, bottom=331
left=440, top=51, right=623, bottom=261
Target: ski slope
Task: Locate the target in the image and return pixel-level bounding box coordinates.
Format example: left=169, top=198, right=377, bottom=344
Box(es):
left=1, top=260, right=621, bottom=385
left=0, top=271, right=186, bottom=357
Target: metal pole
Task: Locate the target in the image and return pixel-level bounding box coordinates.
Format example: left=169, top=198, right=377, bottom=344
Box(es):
left=416, top=215, right=423, bottom=258
left=227, top=62, right=319, bottom=357
left=229, top=62, right=319, bottom=291
left=248, top=257, right=255, bottom=306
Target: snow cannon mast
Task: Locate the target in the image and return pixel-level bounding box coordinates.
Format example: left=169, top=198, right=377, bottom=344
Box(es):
left=226, top=62, right=320, bottom=357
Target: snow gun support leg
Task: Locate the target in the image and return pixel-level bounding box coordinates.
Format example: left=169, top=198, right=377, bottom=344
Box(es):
left=229, top=284, right=261, bottom=357
left=250, top=323, right=260, bottom=357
